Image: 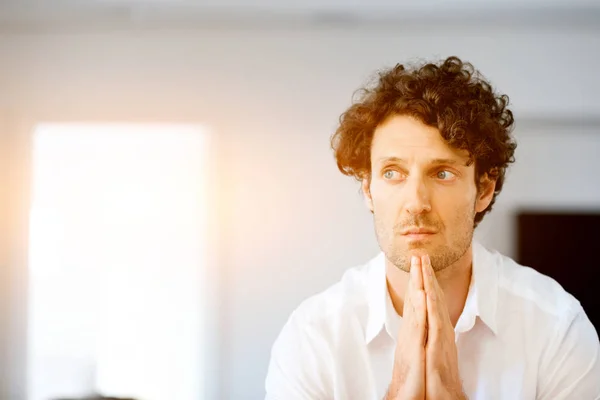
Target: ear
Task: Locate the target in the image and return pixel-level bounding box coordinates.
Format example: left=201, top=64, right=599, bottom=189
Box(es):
left=475, top=173, right=496, bottom=213
left=361, top=177, right=374, bottom=213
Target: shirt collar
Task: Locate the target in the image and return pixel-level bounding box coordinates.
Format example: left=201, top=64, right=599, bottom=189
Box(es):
left=470, top=241, right=499, bottom=335
left=364, top=252, right=388, bottom=344
left=364, top=241, right=499, bottom=344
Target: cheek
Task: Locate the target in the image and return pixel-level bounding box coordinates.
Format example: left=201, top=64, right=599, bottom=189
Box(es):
left=431, top=188, right=477, bottom=223
left=370, top=182, right=398, bottom=207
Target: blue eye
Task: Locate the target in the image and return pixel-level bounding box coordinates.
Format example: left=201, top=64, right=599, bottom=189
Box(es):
left=437, top=170, right=455, bottom=180
left=384, top=170, right=398, bottom=180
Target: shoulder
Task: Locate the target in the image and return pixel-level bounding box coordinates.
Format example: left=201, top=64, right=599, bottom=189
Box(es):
left=486, top=249, right=600, bottom=397
left=270, top=252, right=384, bottom=354
left=477, top=244, right=599, bottom=397
left=284, top=255, right=377, bottom=332
left=488, top=245, right=581, bottom=320
left=265, top=255, right=381, bottom=398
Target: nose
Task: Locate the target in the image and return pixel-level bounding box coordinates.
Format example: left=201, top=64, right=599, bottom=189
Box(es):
left=404, top=175, right=432, bottom=215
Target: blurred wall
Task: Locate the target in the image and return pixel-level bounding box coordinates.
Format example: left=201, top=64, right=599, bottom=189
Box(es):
left=0, top=18, right=599, bottom=399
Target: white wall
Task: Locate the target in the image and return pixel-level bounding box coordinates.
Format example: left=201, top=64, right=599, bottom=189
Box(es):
left=0, top=23, right=599, bottom=399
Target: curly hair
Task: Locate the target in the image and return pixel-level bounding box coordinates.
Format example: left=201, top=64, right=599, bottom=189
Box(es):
left=331, top=56, right=517, bottom=227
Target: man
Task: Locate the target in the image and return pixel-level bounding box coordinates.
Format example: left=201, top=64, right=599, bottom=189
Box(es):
left=265, top=56, right=600, bottom=399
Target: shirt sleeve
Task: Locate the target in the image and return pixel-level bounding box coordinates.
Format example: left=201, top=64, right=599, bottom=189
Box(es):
left=537, top=305, right=600, bottom=400
left=265, top=310, right=333, bottom=400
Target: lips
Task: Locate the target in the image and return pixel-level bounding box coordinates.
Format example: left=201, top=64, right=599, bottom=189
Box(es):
left=401, top=228, right=437, bottom=235
left=402, top=231, right=436, bottom=242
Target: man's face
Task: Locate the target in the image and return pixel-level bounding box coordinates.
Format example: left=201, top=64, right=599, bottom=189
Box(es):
left=362, top=115, right=494, bottom=273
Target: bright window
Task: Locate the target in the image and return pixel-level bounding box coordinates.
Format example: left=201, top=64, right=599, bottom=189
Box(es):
left=27, top=124, right=209, bottom=400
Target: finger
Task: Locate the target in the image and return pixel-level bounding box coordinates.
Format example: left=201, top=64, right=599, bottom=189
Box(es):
left=403, top=256, right=427, bottom=345
left=402, top=258, right=415, bottom=318
left=402, top=257, right=418, bottom=319
left=421, top=254, right=437, bottom=301
left=413, top=257, right=427, bottom=343
left=401, top=282, right=413, bottom=323
left=423, top=255, right=451, bottom=323
left=411, top=255, right=424, bottom=291
left=413, top=288, right=427, bottom=346
left=421, top=255, right=442, bottom=342
left=427, top=256, right=446, bottom=303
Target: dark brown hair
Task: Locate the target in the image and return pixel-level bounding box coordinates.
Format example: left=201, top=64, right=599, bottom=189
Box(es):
left=331, top=56, right=517, bottom=226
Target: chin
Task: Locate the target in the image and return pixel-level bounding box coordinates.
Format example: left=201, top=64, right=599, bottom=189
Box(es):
left=405, top=240, right=435, bottom=252
left=407, top=247, right=429, bottom=255
left=401, top=240, right=441, bottom=261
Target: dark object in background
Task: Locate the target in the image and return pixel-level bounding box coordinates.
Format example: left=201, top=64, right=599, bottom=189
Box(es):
left=517, top=211, right=600, bottom=331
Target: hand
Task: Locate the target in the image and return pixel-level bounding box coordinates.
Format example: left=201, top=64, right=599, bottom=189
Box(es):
left=421, top=255, right=467, bottom=400
left=386, top=256, right=427, bottom=400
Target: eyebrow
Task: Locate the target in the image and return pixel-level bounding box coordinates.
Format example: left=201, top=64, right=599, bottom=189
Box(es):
left=377, top=156, right=467, bottom=167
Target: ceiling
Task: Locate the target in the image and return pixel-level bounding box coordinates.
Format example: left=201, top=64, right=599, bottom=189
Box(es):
left=0, top=0, right=599, bottom=32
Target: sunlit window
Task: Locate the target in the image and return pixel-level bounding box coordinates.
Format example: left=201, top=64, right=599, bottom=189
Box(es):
left=27, top=124, right=209, bottom=400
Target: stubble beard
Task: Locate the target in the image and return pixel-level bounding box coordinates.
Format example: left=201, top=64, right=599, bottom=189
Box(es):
left=373, top=211, right=475, bottom=273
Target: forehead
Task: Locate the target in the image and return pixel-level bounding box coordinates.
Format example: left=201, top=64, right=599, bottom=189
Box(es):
left=371, top=115, right=470, bottom=163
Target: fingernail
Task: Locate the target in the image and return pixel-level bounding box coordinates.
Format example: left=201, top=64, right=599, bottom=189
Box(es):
left=411, top=256, right=418, bottom=264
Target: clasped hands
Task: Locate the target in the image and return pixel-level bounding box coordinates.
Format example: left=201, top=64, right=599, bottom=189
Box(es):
left=386, top=255, right=467, bottom=400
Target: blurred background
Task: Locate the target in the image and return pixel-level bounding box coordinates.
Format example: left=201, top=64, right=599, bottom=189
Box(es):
left=0, top=0, right=599, bottom=399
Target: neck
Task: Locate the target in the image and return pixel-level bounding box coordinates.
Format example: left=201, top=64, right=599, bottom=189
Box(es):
left=386, top=245, right=473, bottom=327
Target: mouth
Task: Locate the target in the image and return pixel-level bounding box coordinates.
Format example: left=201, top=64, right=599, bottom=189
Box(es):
left=400, top=228, right=437, bottom=240
left=403, top=233, right=435, bottom=240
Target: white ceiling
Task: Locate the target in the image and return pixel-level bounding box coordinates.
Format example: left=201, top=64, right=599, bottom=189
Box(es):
left=0, top=0, right=599, bottom=31
left=16, top=0, right=600, bottom=11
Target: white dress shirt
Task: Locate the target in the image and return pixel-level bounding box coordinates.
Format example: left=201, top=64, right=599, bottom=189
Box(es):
left=265, top=242, right=600, bottom=399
